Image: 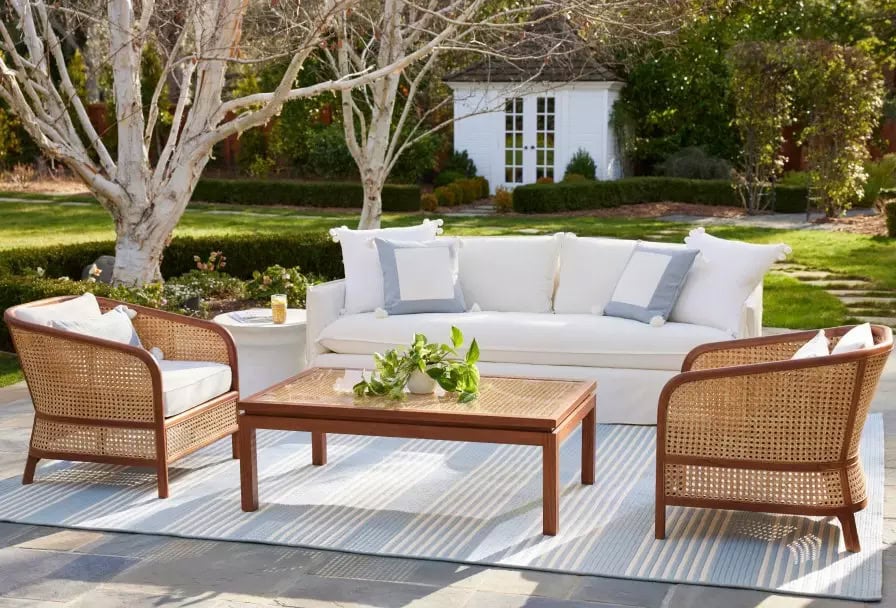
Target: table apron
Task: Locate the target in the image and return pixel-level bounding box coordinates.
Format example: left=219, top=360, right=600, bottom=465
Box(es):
left=239, top=414, right=551, bottom=446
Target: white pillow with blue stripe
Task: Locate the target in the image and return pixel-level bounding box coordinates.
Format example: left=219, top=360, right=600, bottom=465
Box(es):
left=50, top=305, right=143, bottom=347
left=375, top=238, right=466, bottom=315
left=604, top=245, right=698, bottom=326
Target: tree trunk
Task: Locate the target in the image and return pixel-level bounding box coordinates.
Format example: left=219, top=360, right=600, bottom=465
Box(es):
left=358, top=176, right=384, bottom=229
left=113, top=231, right=168, bottom=286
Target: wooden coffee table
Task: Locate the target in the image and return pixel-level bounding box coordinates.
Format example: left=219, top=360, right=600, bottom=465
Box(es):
left=238, top=368, right=597, bottom=535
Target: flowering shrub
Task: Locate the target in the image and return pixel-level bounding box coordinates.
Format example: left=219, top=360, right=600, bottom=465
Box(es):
left=193, top=251, right=227, bottom=272
left=245, top=265, right=310, bottom=307
left=493, top=186, right=513, bottom=213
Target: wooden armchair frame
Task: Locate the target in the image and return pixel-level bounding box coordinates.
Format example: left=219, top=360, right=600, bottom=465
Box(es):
left=4, top=296, right=241, bottom=498
left=656, top=325, right=893, bottom=552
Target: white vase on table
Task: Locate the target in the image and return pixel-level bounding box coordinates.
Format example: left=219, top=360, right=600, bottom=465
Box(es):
left=407, top=369, right=437, bottom=394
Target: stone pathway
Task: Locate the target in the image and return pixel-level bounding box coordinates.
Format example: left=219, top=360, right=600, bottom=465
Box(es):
left=773, top=263, right=896, bottom=328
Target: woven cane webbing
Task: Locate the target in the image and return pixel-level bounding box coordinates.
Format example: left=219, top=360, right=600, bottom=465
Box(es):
left=131, top=315, right=230, bottom=364
left=165, top=396, right=238, bottom=460
left=664, top=362, right=858, bottom=463
left=12, top=327, right=156, bottom=423
left=251, top=368, right=589, bottom=421
left=688, top=339, right=807, bottom=371
left=31, top=418, right=156, bottom=459
left=847, top=351, right=890, bottom=455
left=663, top=464, right=849, bottom=508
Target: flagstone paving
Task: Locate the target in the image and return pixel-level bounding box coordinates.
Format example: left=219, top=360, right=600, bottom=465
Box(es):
left=0, top=347, right=893, bottom=607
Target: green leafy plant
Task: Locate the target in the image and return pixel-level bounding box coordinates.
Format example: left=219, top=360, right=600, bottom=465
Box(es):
left=245, top=264, right=310, bottom=307
left=353, top=326, right=480, bottom=403
left=493, top=186, right=513, bottom=213
left=564, top=149, right=596, bottom=180
left=442, top=150, right=477, bottom=177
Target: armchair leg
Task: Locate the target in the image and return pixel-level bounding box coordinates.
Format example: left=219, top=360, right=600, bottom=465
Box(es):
left=838, top=512, right=861, bottom=552
left=231, top=432, right=240, bottom=460
left=157, top=462, right=169, bottom=499
left=22, top=455, right=39, bottom=485
left=655, top=500, right=666, bottom=539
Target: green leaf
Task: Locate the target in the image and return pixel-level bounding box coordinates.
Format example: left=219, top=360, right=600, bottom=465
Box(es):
left=466, top=339, right=480, bottom=364
left=450, top=326, right=463, bottom=349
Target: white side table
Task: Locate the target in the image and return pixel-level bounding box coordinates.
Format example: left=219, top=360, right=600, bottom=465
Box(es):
left=213, top=308, right=307, bottom=398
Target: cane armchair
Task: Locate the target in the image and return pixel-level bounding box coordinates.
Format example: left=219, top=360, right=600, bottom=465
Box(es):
left=4, top=296, right=240, bottom=498
left=656, top=325, right=893, bottom=552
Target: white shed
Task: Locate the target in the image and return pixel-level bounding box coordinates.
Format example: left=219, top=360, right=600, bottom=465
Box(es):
left=445, top=20, right=625, bottom=193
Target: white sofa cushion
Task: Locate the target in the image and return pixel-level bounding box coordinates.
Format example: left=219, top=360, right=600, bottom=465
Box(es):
left=330, top=220, right=443, bottom=314
left=15, top=293, right=102, bottom=326
left=317, top=311, right=732, bottom=371
left=670, top=228, right=790, bottom=335
left=457, top=235, right=560, bottom=313
left=553, top=235, right=638, bottom=314
left=158, top=360, right=232, bottom=418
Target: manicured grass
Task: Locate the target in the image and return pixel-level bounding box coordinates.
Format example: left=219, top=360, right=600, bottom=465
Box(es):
left=0, top=353, right=23, bottom=387
left=762, top=273, right=850, bottom=330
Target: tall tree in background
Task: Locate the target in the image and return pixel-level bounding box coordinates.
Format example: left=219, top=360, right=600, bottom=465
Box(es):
left=0, top=0, right=460, bottom=284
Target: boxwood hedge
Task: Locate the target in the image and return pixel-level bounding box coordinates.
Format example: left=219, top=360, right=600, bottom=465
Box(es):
left=192, top=178, right=421, bottom=211
left=512, top=177, right=809, bottom=214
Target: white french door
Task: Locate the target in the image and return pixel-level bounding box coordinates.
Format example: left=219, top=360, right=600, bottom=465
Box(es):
left=501, top=95, right=556, bottom=188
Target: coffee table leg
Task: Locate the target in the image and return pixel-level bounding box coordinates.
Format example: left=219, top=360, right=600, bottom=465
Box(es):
left=240, top=423, right=258, bottom=512
left=312, top=432, right=327, bottom=466
left=582, top=396, right=596, bottom=485
left=543, top=434, right=559, bottom=536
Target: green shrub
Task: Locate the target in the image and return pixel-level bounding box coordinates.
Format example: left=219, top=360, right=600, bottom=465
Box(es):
left=772, top=185, right=811, bottom=213
left=512, top=177, right=809, bottom=213
left=245, top=265, right=310, bottom=307
left=449, top=182, right=467, bottom=206
left=563, top=173, right=587, bottom=183
left=861, top=154, right=896, bottom=208
left=493, top=187, right=513, bottom=213
left=887, top=201, right=896, bottom=238
left=420, top=193, right=438, bottom=212
left=433, top=186, right=455, bottom=207
left=192, top=178, right=421, bottom=212
left=564, top=149, right=596, bottom=180
left=656, top=147, right=732, bottom=180
left=459, top=178, right=481, bottom=203
left=779, top=171, right=810, bottom=187
left=475, top=176, right=490, bottom=198
left=390, top=133, right=442, bottom=183
left=434, top=170, right=464, bottom=187
left=441, top=150, right=477, bottom=177
left=304, top=125, right=357, bottom=179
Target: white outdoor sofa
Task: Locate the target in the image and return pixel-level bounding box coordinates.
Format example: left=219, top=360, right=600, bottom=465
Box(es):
left=306, top=235, right=763, bottom=425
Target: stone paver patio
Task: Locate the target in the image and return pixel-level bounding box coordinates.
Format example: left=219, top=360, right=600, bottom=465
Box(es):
left=0, top=350, right=894, bottom=607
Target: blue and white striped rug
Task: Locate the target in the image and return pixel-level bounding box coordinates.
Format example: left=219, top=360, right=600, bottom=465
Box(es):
left=0, top=417, right=883, bottom=600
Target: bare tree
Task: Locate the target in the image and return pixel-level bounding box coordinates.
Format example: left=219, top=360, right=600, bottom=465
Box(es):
left=324, top=0, right=705, bottom=228
left=0, top=0, right=453, bottom=284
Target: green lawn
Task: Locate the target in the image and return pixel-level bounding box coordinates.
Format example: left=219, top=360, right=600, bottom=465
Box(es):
left=0, top=353, right=23, bottom=387
left=1, top=197, right=893, bottom=332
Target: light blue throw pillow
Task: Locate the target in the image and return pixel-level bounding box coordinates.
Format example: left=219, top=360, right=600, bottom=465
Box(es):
left=604, top=245, right=698, bottom=325
left=374, top=238, right=466, bottom=315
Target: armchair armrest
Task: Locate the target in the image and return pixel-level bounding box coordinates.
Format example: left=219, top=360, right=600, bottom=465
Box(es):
left=4, top=314, right=162, bottom=424
left=682, top=329, right=821, bottom=371
left=105, top=298, right=237, bottom=371
left=306, top=279, right=345, bottom=364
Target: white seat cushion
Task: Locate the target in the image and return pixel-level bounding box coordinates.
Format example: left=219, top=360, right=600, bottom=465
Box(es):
left=158, top=360, right=232, bottom=418
left=318, top=312, right=732, bottom=371
left=15, top=293, right=102, bottom=326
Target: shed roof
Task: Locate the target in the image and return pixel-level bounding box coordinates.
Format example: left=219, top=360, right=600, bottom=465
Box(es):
left=445, top=14, right=620, bottom=83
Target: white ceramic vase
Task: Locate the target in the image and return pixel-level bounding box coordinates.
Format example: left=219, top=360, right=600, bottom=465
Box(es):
left=407, top=369, right=437, bottom=394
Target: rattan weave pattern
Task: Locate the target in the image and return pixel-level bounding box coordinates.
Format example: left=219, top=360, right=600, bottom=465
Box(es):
left=31, top=418, right=157, bottom=459
left=14, top=327, right=156, bottom=423
left=131, top=315, right=231, bottom=364
left=251, top=368, right=587, bottom=420
left=166, top=396, right=238, bottom=459
left=665, top=363, right=858, bottom=463
left=688, top=339, right=807, bottom=370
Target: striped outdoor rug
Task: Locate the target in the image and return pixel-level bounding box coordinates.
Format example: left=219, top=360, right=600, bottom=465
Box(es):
left=0, top=417, right=883, bottom=600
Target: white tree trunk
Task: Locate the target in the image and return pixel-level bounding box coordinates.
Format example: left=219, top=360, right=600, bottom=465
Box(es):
left=358, top=173, right=385, bottom=229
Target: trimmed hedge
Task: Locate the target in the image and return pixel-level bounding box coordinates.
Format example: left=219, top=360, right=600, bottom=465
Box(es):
left=512, top=177, right=809, bottom=214
left=0, top=234, right=344, bottom=282
left=886, top=201, right=896, bottom=238
left=192, top=178, right=421, bottom=211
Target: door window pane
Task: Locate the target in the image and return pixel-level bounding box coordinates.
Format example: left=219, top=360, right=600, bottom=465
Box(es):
left=535, top=96, right=555, bottom=181
left=504, top=97, right=524, bottom=184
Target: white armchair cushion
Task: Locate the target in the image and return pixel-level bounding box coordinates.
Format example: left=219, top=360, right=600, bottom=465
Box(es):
left=553, top=235, right=638, bottom=314
left=158, top=360, right=232, bottom=417
left=832, top=323, right=875, bottom=355
left=330, top=220, right=443, bottom=314
left=50, top=305, right=142, bottom=347
left=16, top=293, right=102, bottom=326
left=670, top=228, right=790, bottom=335
left=791, top=330, right=830, bottom=359
left=458, top=235, right=561, bottom=313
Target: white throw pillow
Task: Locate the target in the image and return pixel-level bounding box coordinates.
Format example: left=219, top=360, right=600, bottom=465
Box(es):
left=374, top=238, right=465, bottom=315
left=51, top=305, right=142, bottom=347
left=553, top=234, right=638, bottom=314
left=831, top=323, right=874, bottom=355
left=457, top=235, right=561, bottom=313
left=670, top=228, right=791, bottom=335
left=330, top=220, right=443, bottom=314
left=791, top=330, right=829, bottom=360
left=15, top=292, right=102, bottom=326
